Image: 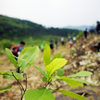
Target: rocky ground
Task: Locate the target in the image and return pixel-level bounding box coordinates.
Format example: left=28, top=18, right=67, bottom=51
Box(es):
left=0, top=34, right=100, bottom=100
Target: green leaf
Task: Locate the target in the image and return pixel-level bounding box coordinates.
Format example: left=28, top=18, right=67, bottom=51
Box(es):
left=3, top=72, right=23, bottom=79
left=68, top=71, right=92, bottom=77
left=0, top=71, right=14, bottom=75
left=43, top=44, right=51, bottom=66
left=18, top=46, right=39, bottom=72
left=34, top=65, right=47, bottom=78
left=51, top=76, right=60, bottom=82
left=46, top=58, right=67, bottom=77
left=0, top=85, right=12, bottom=93
left=24, top=87, right=55, bottom=100
left=60, top=76, right=83, bottom=87
left=0, top=71, right=5, bottom=75
left=57, top=90, right=87, bottom=100
left=18, top=47, right=31, bottom=58
left=51, top=53, right=63, bottom=62
left=5, top=48, right=18, bottom=68
left=57, top=68, right=64, bottom=77
left=42, top=77, right=47, bottom=82
left=72, top=78, right=95, bottom=85
left=17, top=47, right=31, bottom=64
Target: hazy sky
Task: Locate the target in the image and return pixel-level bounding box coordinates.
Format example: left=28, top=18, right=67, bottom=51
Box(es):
left=0, top=0, right=100, bottom=27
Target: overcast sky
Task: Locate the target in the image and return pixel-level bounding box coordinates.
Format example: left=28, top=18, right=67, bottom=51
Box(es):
left=0, top=0, right=100, bottom=27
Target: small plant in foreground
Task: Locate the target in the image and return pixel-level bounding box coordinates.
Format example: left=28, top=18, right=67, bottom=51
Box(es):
left=0, top=44, right=94, bottom=100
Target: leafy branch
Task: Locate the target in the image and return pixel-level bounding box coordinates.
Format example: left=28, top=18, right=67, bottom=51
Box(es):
left=0, top=45, right=94, bottom=100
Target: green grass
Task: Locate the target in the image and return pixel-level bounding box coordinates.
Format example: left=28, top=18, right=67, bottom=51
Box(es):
left=0, top=35, right=63, bottom=53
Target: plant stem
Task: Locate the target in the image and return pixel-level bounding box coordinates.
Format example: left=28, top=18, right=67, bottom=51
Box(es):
left=45, top=81, right=51, bottom=88
left=25, top=74, right=27, bottom=92
left=11, top=70, right=25, bottom=93
left=10, top=70, right=26, bottom=100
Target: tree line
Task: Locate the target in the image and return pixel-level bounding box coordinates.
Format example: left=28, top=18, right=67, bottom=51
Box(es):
left=0, top=15, right=80, bottom=39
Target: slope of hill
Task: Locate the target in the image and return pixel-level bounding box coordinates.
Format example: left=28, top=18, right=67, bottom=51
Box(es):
left=0, top=34, right=100, bottom=100
left=0, top=15, right=80, bottom=39
left=63, top=25, right=91, bottom=31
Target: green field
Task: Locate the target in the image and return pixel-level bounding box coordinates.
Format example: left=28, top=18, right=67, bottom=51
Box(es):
left=0, top=35, right=65, bottom=54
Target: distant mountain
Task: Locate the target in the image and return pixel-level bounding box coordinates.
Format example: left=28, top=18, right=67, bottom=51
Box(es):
left=63, top=25, right=92, bottom=31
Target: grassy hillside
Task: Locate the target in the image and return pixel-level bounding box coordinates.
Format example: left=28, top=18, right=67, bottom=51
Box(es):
left=0, top=15, right=83, bottom=54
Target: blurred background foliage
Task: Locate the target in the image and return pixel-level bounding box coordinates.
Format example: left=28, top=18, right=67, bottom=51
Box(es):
left=0, top=15, right=83, bottom=55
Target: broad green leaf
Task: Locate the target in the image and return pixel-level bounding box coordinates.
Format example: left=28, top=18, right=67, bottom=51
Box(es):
left=18, top=46, right=39, bottom=72
left=0, top=85, right=12, bottom=93
left=46, top=58, right=67, bottom=77
left=42, top=77, right=47, bottom=82
left=60, top=76, right=83, bottom=87
left=3, top=72, right=23, bottom=79
left=24, top=87, right=55, bottom=100
left=57, top=90, right=87, bottom=100
left=43, top=44, right=51, bottom=66
left=5, top=48, right=18, bottom=68
left=17, top=47, right=31, bottom=64
left=34, top=65, right=47, bottom=78
left=68, top=71, right=92, bottom=77
left=18, top=47, right=31, bottom=58
left=57, top=68, right=64, bottom=77
left=18, top=46, right=39, bottom=65
left=51, top=53, right=63, bottom=62
left=72, top=78, right=95, bottom=85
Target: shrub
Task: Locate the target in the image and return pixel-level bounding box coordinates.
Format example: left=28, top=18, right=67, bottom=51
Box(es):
left=0, top=39, right=14, bottom=49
